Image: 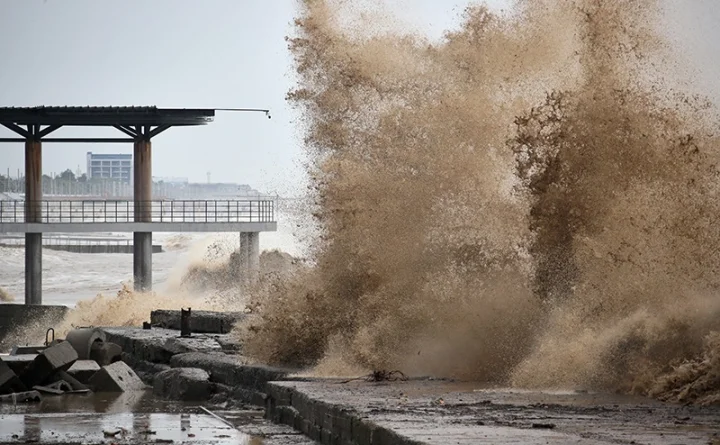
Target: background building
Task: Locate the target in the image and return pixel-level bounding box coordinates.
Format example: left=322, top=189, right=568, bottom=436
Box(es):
left=86, top=152, right=132, bottom=182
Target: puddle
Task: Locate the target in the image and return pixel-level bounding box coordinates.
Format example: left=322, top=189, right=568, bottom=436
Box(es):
left=0, top=391, right=262, bottom=444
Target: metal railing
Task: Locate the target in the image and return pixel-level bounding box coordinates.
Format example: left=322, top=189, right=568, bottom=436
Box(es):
left=0, top=200, right=275, bottom=224
left=0, top=237, right=133, bottom=246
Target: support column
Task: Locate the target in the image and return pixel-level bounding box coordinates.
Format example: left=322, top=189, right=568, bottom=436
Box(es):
left=133, top=138, right=152, bottom=292
left=25, top=139, right=42, bottom=305
left=238, top=232, right=260, bottom=285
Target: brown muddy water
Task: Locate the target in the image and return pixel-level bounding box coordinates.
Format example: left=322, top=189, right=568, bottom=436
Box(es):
left=0, top=391, right=260, bottom=445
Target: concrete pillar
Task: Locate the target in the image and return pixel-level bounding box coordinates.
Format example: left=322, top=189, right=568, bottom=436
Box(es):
left=238, top=232, right=260, bottom=284
left=133, top=138, right=152, bottom=292
left=25, top=139, right=42, bottom=305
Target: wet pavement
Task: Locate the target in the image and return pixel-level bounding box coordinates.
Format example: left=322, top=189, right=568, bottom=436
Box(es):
left=0, top=391, right=316, bottom=445
left=268, top=379, right=720, bottom=445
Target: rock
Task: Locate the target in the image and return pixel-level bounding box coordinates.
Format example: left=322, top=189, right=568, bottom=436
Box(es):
left=150, top=310, right=246, bottom=334
left=0, top=390, right=41, bottom=403
left=0, top=357, right=27, bottom=394
left=153, top=368, right=214, bottom=401
left=65, top=328, right=106, bottom=359
left=88, top=361, right=147, bottom=392
left=89, top=341, right=122, bottom=366
left=67, top=360, right=100, bottom=383
left=19, top=341, right=78, bottom=388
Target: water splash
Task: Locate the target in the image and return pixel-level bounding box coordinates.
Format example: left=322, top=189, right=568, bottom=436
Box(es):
left=241, top=0, right=720, bottom=403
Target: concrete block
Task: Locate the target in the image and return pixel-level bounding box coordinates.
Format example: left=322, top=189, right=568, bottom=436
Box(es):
left=0, top=357, right=27, bottom=394
left=20, top=341, right=78, bottom=387
left=120, top=352, right=170, bottom=384
left=0, top=354, right=35, bottom=374
left=67, top=360, right=101, bottom=383
left=65, top=328, right=106, bottom=359
left=0, top=390, right=41, bottom=403
left=88, top=361, right=147, bottom=392
left=150, top=309, right=246, bottom=334
left=152, top=368, right=214, bottom=401
left=89, top=341, right=122, bottom=366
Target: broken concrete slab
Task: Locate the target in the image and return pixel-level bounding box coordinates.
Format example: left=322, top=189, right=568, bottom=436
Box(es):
left=67, top=360, right=100, bottom=383
left=150, top=309, right=246, bottom=334
left=0, top=357, right=27, bottom=394
left=152, top=368, right=214, bottom=401
left=89, top=341, right=122, bottom=366
left=88, top=361, right=147, bottom=392
left=33, top=380, right=72, bottom=395
left=19, top=341, right=77, bottom=388
left=120, top=352, right=171, bottom=385
left=0, top=390, right=41, bottom=403
left=48, top=371, right=90, bottom=392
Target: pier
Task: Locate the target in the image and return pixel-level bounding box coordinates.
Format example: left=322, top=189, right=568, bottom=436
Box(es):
left=0, top=106, right=276, bottom=304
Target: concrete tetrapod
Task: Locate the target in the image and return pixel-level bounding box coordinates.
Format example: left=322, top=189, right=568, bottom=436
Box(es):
left=88, top=361, right=147, bottom=392
left=20, top=341, right=78, bottom=388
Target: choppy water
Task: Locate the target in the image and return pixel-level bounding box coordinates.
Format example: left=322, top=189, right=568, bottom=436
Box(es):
left=0, top=207, right=304, bottom=307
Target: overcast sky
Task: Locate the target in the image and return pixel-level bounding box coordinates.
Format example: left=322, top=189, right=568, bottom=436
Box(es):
left=0, top=1, right=718, bottom=196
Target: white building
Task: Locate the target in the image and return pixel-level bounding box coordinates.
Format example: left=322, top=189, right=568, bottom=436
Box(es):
left=86, top=152, right=132, bottom=182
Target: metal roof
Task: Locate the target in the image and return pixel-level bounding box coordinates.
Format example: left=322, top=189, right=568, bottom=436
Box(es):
left=0, top=106, right=215, bottom=126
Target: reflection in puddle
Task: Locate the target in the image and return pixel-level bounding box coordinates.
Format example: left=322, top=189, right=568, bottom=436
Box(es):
left=0, top=391, right=261, bottom=444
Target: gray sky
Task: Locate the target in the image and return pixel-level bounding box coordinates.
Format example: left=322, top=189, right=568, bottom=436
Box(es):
left=0, top=1, right=718, bottom=196
left=0, top=0, right=485, bottom=195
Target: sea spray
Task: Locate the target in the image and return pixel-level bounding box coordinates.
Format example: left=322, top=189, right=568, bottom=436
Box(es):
left=241, top=0, right=720, bottom=403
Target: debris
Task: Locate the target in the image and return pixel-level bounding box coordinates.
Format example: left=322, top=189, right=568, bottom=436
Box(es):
left=20, top=340, right=78, bottom=388
left=48, top=371, right=90, bottom=392
left=88, top=361, right=147, bottom=392
left=103, top=430, right=121, bottom=438
left=532, top=423, right=556, bottom=429
left=0, top=390, right=41, bottom=403
left=67, top=360, right=101, bottom=383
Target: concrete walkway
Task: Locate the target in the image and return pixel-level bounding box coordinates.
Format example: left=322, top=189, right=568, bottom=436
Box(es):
left=266, top=380, right=720, bottom=445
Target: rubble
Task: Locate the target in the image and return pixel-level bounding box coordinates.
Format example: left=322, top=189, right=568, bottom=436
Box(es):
left=88, top=360, right=147, bottom=392
left=153, top=368, right=214, bottom=401
left=19, top=340, right=78, bottom=388
left=0, top=390, right=41, bottom=403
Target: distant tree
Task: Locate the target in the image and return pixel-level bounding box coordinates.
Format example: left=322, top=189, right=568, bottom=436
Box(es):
left=59, top=169, right=75, bottom=181
left=78, top=173, right=87, bottom=183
